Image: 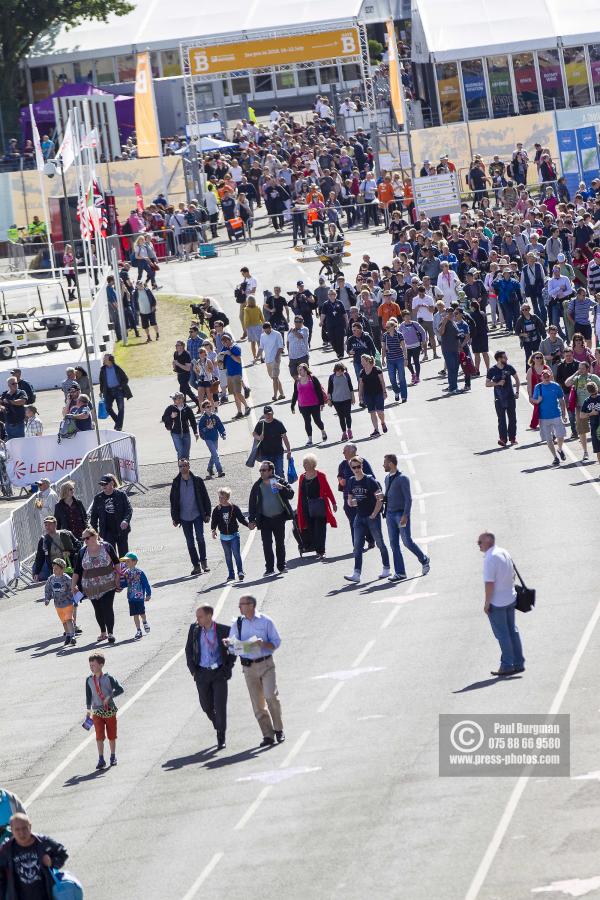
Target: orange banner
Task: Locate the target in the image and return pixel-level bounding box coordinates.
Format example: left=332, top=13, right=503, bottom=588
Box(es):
left=135, top=51, right=160, bottom=158
left=189, top=28, right=360, bottom=76
left=386, top=20, right=404, bottom=127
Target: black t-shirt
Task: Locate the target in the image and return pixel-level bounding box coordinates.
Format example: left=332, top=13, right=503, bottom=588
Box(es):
left=258, top=419, right=286, bottom=456
left=347, top=333, right=375, bottom=359
left=581, top=395, right=600, bottom=427
left=487, top=364, right=517, bottom=403
left=359, top=366, right=383, bottom=396
left=11, top=842, right=45, bottom=899
left=174, top=350, right=192, bottom=381
left=322, top=300, right=346, bottom=330
left=347, top=474, right=382, bottom=516
left=1, top=389, right=27, bottom=424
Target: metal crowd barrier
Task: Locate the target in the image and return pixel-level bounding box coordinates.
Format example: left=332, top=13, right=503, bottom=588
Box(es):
left=9, top=434, right=141, bottom=587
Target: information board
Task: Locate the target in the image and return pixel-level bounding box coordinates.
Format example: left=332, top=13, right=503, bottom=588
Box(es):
left=413, top=173, right=461, bottom=217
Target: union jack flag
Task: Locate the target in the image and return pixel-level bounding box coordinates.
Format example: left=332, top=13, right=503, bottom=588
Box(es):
left=77, top=179, right=107, bottom=239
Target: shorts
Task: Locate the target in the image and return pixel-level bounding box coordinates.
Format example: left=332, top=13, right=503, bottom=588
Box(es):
left=247, top=324, right=263, bottom=343
left=289, top=355, right=309, bottom=378
left=140, top=311, right=157, bottom=328
left=128, top=600, right=145, bottom=616
left=93, top=713, right=117, bottom=741
left=365, top=392, right=385, bottom=412
left=226, top=375, right=243, bottom=394
left=574, top=322, right=592, bottom=340
left=576, top=406, right=590, bottom=435
left=266, top=360, right=281, bottom=378
left=197, top=379, right=212, bottom=389
left=55, top=604, right=74, bottom=624
left=539, top=416, right=566, bottom=442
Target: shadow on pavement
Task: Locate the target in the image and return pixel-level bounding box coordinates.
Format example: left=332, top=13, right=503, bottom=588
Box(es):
left=15, top=635, right=64, bottom=653
left=570, top=476, right=600, bottom=486
left=473, top=446, right=509, bottom=456
left=63, top=770, right=107, bottom=787
left=203, top=746, right=267, bottom=769
left=153, top=575, right=200, bottom=588
left=162, top=747, right=219, bottom=771
left=453, top=675, right=523, bottom=692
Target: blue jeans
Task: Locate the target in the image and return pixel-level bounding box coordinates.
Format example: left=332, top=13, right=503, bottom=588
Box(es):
left=488, top=603, right=525, bottom=672
left=268, top=453, right=284, bottom=478
left=5, top=422, right=24, bottom=439
left=352, top=514, right=390, bottom=573
left=104, top=386, right=125, bottom=430
left=181, top=515, right=207, bottom=567
left=499, top=300, right=515, bottom=331
left=221, top=533, right=243, bottom=578
left=205, top=438, right=223, bottom=474
left=386, top=511, right=427, bottom=576
left=549, top=302, right=566, bottom=338
left=444, top=351, right=460, bottom=392
left=172, top=432, right=191, bottom=460
left=387, top=358, right=407, bottom=400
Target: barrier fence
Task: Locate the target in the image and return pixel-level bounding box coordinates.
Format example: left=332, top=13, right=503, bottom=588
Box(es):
left=0, top=433, right=141, bottom=596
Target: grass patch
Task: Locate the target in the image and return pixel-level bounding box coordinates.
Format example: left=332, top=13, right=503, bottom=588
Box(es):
left=114, top=293, right=195, bottom=378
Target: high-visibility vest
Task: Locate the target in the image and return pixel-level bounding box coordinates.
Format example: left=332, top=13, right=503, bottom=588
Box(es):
left=248, top=105, right=257, bottom=123
left=7, top=227, right=19, bottom=242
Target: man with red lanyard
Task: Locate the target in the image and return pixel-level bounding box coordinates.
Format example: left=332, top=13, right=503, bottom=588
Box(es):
left=185, top=604, right=236, bottom=750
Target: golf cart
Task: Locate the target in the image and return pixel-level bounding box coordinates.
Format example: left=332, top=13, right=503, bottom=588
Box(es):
left=0, top=279, right=82, bottom=359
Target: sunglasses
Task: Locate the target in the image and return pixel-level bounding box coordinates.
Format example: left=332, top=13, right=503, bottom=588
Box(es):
left=350, top=464, right=362, bottom=470
left=83, top=535, right=92, bottom=541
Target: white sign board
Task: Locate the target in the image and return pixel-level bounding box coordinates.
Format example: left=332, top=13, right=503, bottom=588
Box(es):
left=413, top=173, right=461, bottom=217
left=0, top=518, right=19, bottom=587
left=5, top=429, right=131, bottom=488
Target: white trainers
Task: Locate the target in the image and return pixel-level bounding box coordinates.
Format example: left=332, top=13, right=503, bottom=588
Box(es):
left=344, top=571, right=361, bottom=583
left=134, top=629, right=142, bottom=640
left=379, top=567, right=391, bottom=579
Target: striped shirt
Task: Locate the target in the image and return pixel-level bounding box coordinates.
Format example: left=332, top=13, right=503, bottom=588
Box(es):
left=568, top=295, right=596, bottom=324
left=382, top=330, right=405, bottom=360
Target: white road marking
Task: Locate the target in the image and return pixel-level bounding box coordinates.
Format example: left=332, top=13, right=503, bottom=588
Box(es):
left=420, top=518, right=428, bottom=538
left=531, top=876, right=600, bottom=896
left=233, top=785, right=272, bottom=831
left=312, top=666, right=386, bottom=682
left=571, top=771, right=600, bottom=781
left=563, top=444, right=600, bottom=498
left=317, top=681, right=345, bottom=713
left=280, top=729, right=311, bottom=768
left=412, top=491, right=446, bottom=501
left=357, top=714, right=385, bottom=721
left=181, top=853, right=225, bottom=900
left=25, top=531, right=257, bottom=808
left=464, top=596, right=600, bottom=900
left=236, top=766, right=321, bottom=785
left=406, top=460, right=416, bottom=475
left=417, top=533, right=453, bottom=545
left=351, top=639, right=375, bottom=668
left=374, top=592, right=437, bottom=607
left=414, top=479, right=422, bottom=493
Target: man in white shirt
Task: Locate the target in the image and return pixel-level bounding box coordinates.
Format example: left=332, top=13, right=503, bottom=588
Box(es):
left=340, top=97, right=357, bottom=118
left=229, top=159, right=244, bottom=184
left=478, top=532, right=525, bottom=677
left=259, top=322, right=285, bottom=400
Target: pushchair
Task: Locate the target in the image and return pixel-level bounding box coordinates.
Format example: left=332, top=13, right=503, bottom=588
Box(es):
left=314, top=238, right=350, bottom=283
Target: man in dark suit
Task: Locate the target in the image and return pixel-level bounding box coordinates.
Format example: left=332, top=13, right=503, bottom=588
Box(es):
left=185, top=604, right=236, bottom=749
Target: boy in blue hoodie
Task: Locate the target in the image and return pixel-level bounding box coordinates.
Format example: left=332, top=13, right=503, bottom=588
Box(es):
left=197, top=399, right=226, bottom=478
left=120, top=552, right=151, bottom=640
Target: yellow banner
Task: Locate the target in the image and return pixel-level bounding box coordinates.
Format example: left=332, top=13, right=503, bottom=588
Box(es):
left=135, top=51, right=160, bottom=158
left=386, top=20, right=404, bottom=127
left=189, top=28, right=360, bottom=76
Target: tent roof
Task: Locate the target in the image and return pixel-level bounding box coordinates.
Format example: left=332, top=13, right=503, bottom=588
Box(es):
left=29, top=0, right=365, bottom=64
left=412, top=0, right=600, bottom=62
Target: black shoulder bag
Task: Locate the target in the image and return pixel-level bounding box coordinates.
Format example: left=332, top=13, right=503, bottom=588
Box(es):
left=513, top=564, right=536, bottom=613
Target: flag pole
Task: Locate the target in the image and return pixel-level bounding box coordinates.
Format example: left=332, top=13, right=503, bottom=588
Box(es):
left=29, top=104, right=56, bottom=276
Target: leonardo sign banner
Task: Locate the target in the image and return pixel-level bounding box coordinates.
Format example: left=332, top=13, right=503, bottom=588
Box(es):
left=0, top=518, right=19, bottom=587
left=5, top=429, right=128, bottom=487
left=189, top=29, right=360, bottom=76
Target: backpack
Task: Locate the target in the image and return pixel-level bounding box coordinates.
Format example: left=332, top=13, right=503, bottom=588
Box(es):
left=57, top=416, right=77, bottom=444
left=50, top=867, right=84, bottom=900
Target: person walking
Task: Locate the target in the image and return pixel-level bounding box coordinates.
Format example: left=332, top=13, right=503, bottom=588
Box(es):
left=478, top=532, right=525, bottom=677
left=248, top=461, right=294, bottom=576
left=381, top=319, right=407, bottom=403
left=259, top=322, right=285, bottom=401
left=439, top=308, right=461, bottom=395
left=579, top=381, right=600, bottom=465
left=161, top=391, right=198, bottom=460
left=172, top=341, right=198, bottom=408
left=290, top=363, right=328, bottom=446
left=252, top=406, right=292, bottom=478
left=383, top=454, right=430, bottom=581
left=220, top=332, right=250, bottom=418
left=53, top=480, right=88, bottom=539
left=486, top=350, right=520, bottom=446
left=72, top=528, right=121, bottom=645
left=320, top=289, right=348, bottom=359
left=344, top=456, right=390, bottom=583
left=358, top=354, right=388, bottom=437
left=211, top=487, right=249, bottom=581
left=226, top=595, right=284, bottom=747
left=287, top=316, right=310, bottom=380
left=565, top=361, right=600, bottom=461
left=0, top=812, right=69, bottom=898
left=337, top=444, right=375, bottom=550
left=515, top=303, right=546, bottom=370
left=85, top=653, right=124, bottom=768
left=169, top=458, right=211, bottom=575
left=399, top=312, right=427, bottom=385
left=185, top=604, right=237, bottom=750
left=531, top=370, right=568, bottom=466
left=32, top=516, right=80, bottom=582
left=99, top=354, right=132, bottom=431
left=197, top=400, right=226, bottom=478
left=296, top=453, right=337, bottom=560
left=243, top=296, right=265, bottom=362
left=327, top=362, right=356, bottom=440
left=132, top=280, right=159, bottom=343
left=89, top=474, right=133, bottom=556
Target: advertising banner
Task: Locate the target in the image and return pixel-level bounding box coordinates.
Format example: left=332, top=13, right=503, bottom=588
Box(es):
left=576, top=126, right=600, bottom=181
left=0, top=518, right=19, bottom=587
left=134, top=51, right=161, bottom=158
left=5, top=430, right=133, bottom=488
left=557, top=129, right=580, bottom=198
left=189, top=28, right=360, bottom=77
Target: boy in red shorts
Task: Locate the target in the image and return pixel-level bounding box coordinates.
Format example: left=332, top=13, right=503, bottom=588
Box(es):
left=85, top=654, right=124, bottom=770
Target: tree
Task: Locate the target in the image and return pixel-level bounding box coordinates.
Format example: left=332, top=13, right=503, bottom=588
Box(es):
left=368, top=39, right=384, bottom=64
left=0, top=0, right=134, bottom=141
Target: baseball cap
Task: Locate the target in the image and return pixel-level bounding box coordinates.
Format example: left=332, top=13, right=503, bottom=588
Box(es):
left=297, top=280, right=304, bottom=286
left=98, top=475, right=115, bottom=485
left=171, top=391, right=184, bottom=399
left=557, top=253, right=565, bottom=262
left=37, top=477, right=51, bottom=486
left=263, top=405, right=274, bottom=414
left=120, top=552, right=138, bottom=562
left=468, top=267, right=479, bottom=275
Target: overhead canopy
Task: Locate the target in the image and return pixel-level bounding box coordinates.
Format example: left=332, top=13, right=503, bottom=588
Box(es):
left=29, top=0, right=366, bottom=65
left=412, top=0, right=600, bottom=62
left=19, top=83, right=134, bottom=142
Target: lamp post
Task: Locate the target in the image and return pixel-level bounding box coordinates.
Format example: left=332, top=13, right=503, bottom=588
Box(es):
left=44, top=156, right=101, bottom=445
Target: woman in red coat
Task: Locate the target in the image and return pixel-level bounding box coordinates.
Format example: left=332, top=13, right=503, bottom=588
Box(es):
left=296, top=453, right=337, bottom=560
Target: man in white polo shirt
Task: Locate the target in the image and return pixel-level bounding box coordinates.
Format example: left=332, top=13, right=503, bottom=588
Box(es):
left=478, top=532, right=525, bottom=677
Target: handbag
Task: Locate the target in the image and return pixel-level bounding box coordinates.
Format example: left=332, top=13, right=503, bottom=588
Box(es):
left=287, top=457, right=298, bottom=484
left=245, top=438, right=261, bottom=468
left=97, top=396, right=109, bottom=420
left=513, top=563, right=536, bottom=613
left=459, top=351, right=478, bottom=377
left=567, top=385, right=577, bottom=413
left=307, top=496, right=326, bottom=518
left=50, top=867, right=84, bottom=900
left=149, top=260, right=159, bottom=271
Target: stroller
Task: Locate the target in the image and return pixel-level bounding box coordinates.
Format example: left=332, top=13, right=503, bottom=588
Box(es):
left=0, top=441, right=13, bottom=498
left=315, top=237, right=350, bottom=283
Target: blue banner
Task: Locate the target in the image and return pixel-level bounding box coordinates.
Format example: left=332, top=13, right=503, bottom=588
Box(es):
left=576, top=125, right=600, bottom=184
left=557, top=129, right=581, bottom=198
